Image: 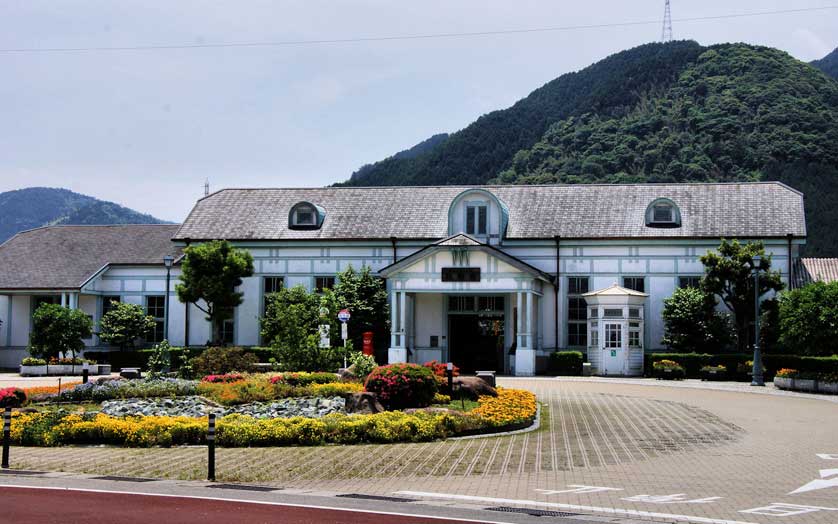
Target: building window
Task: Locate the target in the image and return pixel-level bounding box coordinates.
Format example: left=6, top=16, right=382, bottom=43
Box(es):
left=567, top=277, right=589, bottom=347
left=466, top=204, right=487, bottom=236
left=590, top=322, right=599, bottom=348
left=101, top=296, right=121, bottom=317
left=629, top=329, right=641, bottom=348
left=604, top=308, right=623, bottom=318
left=33, top=296, right=60, bottom=310
left=623, top=277, right=645, bottom=293
left=288, top=202, right=324, bottom=230
left=645, top=198, right=681, bottom=228
left=679, top=276, right=702, bottom=289
left=145, top=296, right=166, bottom=343
left=605, top=323, right=622, bottom=348
left=221, top=318, right=235, bottom=345
left=263, top=276, right=284, bottom=313
left=315, top=276, right=335, bottom=293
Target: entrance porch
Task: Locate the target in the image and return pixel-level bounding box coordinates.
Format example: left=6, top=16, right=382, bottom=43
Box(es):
left=378, top=234, right=553, bottom=376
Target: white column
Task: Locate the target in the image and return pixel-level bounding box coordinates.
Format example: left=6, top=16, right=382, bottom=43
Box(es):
left=399, top=291, right=407, bottom=347
left=60, top=293, right=67, bottom=308
left=388, top=289, right=407, bottom=364
left=516, top=291, right=523, bottom=349
left=515, top=289, right=537, bottom=376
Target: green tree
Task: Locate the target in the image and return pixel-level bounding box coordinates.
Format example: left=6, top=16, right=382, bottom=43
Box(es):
left=661, top=287, right=731, bottom=353
left=28, top=303, right=93, bottom=361
left=332, top=265, right=389, bottom=354
left=260, top=285, right=342, bottom=371
left=778, top=281, right=838, bottom=356
left=700, top=239, right=784, bottom=352
left=176, top=240, right=254, bottom=345
left=98, top=301, right=156, bottom=349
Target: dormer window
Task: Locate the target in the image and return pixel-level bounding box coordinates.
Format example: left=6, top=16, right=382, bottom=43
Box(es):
left=645, top=198, right=681, bottom=228
left=466, top=204, right=487, bottom=236
left=289, top=202, right=325, bottom=230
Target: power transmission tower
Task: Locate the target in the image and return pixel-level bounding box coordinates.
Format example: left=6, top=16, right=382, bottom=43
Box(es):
left=661, top=0, right=673, bottom=42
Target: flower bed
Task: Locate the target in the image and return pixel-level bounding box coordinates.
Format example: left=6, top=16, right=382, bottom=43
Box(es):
left=773, top=369, right=838, bottom=394
left=100, top=396, right=346, bottom=419
left=7, top=387, right=538, bottom=447
left=700, top=365, right=727, bottom=381
left=202, top=374, right=245, bottom=384
left=269, top=372, right=338, bottom=386
left=652, top=360, right=685, bottom=380
left=196, top=377, right=363, bottom=406
left=54, top=378, right=197, bottom=402
left=0, top=387, right=27, bottom=408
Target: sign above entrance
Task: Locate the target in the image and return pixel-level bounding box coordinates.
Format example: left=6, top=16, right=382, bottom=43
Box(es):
left=441, top=267, right=481, bottom=282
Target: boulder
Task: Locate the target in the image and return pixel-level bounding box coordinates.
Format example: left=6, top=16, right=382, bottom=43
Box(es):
left=453, top=376, right=497, bottom=400
left=338, top=367, right=357, bottom=381
left=344, top=392, right=385, bottom=414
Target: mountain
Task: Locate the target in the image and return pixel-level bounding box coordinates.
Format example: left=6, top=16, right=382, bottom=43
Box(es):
left=347, top=133, right=449, bottom=184
left=0, top=187, right=170, bottom=244
left=340, top=42, right=838, bottom=256
left=812, top=47, right=838, bottom=79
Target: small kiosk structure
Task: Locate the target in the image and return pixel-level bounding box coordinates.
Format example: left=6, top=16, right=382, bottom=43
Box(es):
left=583, top=284, right=648, bottom=376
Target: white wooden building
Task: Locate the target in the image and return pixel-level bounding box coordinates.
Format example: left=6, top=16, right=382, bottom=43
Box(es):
left=0, top=182, right=808, bottom=375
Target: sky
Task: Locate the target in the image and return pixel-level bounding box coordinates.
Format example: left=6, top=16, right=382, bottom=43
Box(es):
left=1, top=1, right=836, bottom=222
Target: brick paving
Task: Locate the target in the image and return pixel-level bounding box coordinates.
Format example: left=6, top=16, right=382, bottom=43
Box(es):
left=7, top=378, right=838, bottom=524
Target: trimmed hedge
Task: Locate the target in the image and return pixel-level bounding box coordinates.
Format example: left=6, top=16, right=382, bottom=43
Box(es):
left=84, top=347, right=278, bottom=371
left=644, top=353, right=838, bottom=380
left=548, top=351, right=584, bottom=376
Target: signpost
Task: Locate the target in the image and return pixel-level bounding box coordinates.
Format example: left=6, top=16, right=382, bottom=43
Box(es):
left=338, top=309, right=350, bottom=368
left=318, top=306, right=331, bottom=349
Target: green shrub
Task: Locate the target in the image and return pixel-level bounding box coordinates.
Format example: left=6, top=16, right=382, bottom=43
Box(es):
left=0, top=387, right=27, bottom=408
left=274, top=335, right=342, bottom=372
left=364, top=363, right=438, bottom=410
left=348, top=352, right=377, bottom=380
left=661, top=287, right=732, bottom=352
left=645, top=353, right=838, bottom=380
left=548, top=351, right=583, bottom=375
left=268, top=372, right=337, bottom=386
left=98, top=302, right=156, bottom=350
left=57, top=378, right=197, bottom=402
left=28, top=303, right=93, bottom=361
left=778, top=282, right=838, bottom=356
left=146, top=340, right=172, bottom=379
left=21, top=357, right=46, bottom=366
left=189, top=347, right=258, bottom=376
left=700, top=365, right=727, bottom=381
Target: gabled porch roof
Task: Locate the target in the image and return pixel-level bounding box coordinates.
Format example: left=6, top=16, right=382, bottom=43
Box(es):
left=378, top=233, right=554, bottom=283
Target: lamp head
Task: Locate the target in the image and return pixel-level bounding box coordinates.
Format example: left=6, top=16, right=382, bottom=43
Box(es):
left=163, top=255, right=175, bottom=268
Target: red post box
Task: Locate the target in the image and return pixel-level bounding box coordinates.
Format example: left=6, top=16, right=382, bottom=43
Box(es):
left=362, top=331, right=374, bottom=356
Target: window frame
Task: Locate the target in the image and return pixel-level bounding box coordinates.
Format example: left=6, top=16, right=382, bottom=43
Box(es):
left=604, top=323, right=622, bottom=349
left=678, top=276, right=703, bottom=289
left=566, top=276, right=590, bottom=347
left=144, top=295, right=166, bottom=344
left=314, top=275, right=336, bottom=293
left=623, top=276, right=645, bottom=293
left=465, top=203, right=488, bottom=236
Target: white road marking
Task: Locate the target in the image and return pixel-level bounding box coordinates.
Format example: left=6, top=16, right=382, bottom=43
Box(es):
left=395, top=490, right=760, bottom=524
left=789, top=468, right=838, bottom=495
left=816, top=453, right=838, bottom=460
left=0, top=484, right=517, bottom=524
left=536, top=485, right=622, bottom=495
left=622, top=494, right=722, bottom=504
left=740, top=502, right=838, bottom=517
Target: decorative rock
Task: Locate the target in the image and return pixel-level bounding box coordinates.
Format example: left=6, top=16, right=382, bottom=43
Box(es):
left=344, top=392, right=385, bottom=414
left=453, top=376, right=498, bottom=400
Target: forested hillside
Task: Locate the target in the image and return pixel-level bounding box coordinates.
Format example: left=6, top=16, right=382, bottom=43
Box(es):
left=812, top=46, right=838, bottom=79
left=0, top=187, right=169, bottom=243
left=340, top=42, right=838, bottom=255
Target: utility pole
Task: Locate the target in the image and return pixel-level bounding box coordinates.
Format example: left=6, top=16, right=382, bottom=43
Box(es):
left=661, top=0, right=673, bottom=43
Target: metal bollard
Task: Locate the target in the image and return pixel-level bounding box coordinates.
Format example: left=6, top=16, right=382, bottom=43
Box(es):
left=207, top=413, right=216, bottom=481
left=446, top=362, right=454, bottom=395
left=82, top=363, right=89, bottom=385
left=2, top=409, right=11, bottom=469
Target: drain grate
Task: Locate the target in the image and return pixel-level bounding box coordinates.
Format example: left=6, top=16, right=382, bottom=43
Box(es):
left=486, top=506, right=580, bottom=518
left=0, top=470, right=44, bottom=476
left=207, top=483, right=279, bottom=492
left=91, top=475, right=157, bottom=483
left=336, top=493, right=418, bottom=503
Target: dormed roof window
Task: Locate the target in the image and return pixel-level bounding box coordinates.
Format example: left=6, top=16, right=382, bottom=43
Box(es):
left=645, top=198, right=681, bottom=228
left=288, top=202, right=325, bottom=230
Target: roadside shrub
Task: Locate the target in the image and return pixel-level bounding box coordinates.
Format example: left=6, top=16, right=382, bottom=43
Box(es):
left=548, top=351, right=583, bottom=375
left=348, top=352, right=377, bottom=380
left=190, top=347, right=258, bottom=376
left=661, top=287, right=732, bottom=353
left=21, top=357, right=46, bottom=366
left=652, top=360, right=685, bottom=380
left=645, top=353, right=838, bottom=380
left=0, top=387, right=27, bottom=408
left=778, top=281, right=838, bottom=356
left=364, top=363, right=438, bottom=410
left=268, top=372, right=338, bottom=386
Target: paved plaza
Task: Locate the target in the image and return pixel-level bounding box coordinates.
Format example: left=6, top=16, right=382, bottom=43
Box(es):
left=3, top=377, right=837, bottom=524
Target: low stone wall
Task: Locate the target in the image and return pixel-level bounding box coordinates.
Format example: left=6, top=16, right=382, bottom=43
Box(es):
left=774, top=376, right=838, bottom=395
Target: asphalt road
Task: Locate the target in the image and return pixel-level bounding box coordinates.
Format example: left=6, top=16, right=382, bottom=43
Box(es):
left=0, top=487, right=496, bottom=524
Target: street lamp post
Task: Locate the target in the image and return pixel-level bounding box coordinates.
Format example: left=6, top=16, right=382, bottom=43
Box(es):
left=163, top=255, right=174, bottom=342
left=751, top=255, right=764, bottom=387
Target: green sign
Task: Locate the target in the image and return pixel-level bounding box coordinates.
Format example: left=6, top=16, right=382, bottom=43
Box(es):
left=610, top=350, right=617, bottom=357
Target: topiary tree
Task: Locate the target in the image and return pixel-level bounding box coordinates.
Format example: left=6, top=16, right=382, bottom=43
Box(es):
left=661, top=287, right=731, bottom=353
left=98, top=301, right=156, bottom=350
left=778, top=281, right=838, bottom=356
left=700, top=239, right=784, bottom=352
left=189, top=346, right=258, bottom=376
left=176, top=240, right=254, bottom=345
left=28, top=303, right=93, bottom=361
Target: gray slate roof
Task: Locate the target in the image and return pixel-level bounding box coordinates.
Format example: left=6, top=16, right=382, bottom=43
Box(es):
left=0, top=225, right=182, bottom=290
left=793, top=258, right=838, bottom=288
left=174, top=183, right=806, bottom=241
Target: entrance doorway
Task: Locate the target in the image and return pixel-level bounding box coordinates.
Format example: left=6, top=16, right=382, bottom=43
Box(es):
left=447, top=296, right=506, bottom=373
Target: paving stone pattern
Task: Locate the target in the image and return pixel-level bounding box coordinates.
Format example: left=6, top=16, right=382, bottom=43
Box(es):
left=10, top=378, right=838, bottom=524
